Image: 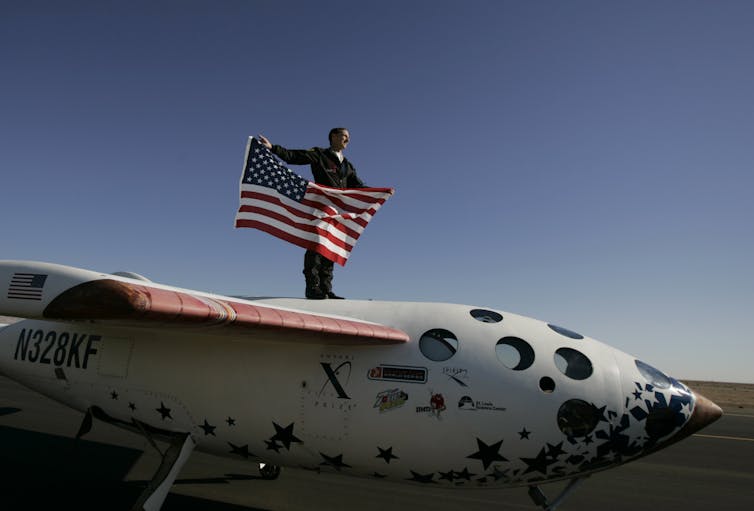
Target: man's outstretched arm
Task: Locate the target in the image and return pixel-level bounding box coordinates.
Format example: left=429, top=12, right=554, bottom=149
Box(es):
left=257, top=134, right=315, bottom=166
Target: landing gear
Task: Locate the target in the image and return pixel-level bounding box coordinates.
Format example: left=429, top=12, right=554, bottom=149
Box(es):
left=73, top=408, right=196, bottom=511
left=527, top=476, right=589, bottom=511
left=258, top=462, right=282, bottom=480
left=131, top=429, right=196, bottom=511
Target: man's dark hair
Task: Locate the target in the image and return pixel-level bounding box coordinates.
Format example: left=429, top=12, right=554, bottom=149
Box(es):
left=328, top=127, right=348, bottom=143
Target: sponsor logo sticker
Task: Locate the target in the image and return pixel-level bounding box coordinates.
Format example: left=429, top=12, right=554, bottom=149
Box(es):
left=458, top=395, right=506, bottom=412
left=373, top=388, right=408, bottom=413
left=368, top=364, right=427, bottom=384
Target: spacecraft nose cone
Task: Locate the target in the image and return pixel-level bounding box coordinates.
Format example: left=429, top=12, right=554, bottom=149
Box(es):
left=651, top=389, right=723, bottom=453
left=684, top=390, right=724, bottom=436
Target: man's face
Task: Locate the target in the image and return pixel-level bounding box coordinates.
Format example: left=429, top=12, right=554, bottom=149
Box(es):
left=330, top=130, right=350, bottom=151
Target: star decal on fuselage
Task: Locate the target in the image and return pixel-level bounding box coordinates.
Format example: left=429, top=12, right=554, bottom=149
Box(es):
left=521, top=446, right=556, bottom=475
left=407, top=470, right=436, bottom=484
left=466, top=438, right=507, bottom=470
left=319, top=452, right=351, bottom=471
left=156, top=402, right=172, bottom=420
left=199, top=419, right=216, bottom=436
left=271, top=422, right=302, bottom=450
left=228, top=442, right=253, bottom=459
left=265, top=439, right=282, bottom=452
left=376, top=446, right=399, bottom=464
left=454, top=467, right=475, bottom=481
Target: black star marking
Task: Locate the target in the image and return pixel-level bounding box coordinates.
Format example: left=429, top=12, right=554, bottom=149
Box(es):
left=490, top=466, right=509, bottom=481
left=454, top=467, right=475, bottom=481
left=376, top=446, right=399, bottom=464
left=439, top=470, right=455, bottom=481
left=583, top=434, right=594, bottom=445
left=228, top=442, right=253, bottom=459
left=546, top=442, right=565, bottom=459
left=466, top=438, right=507, bottom=470
left=265, top=439, right=282, bottom=453
left=156, top=402, right=172, bottom=420
left=199, top=420, right=216, bottom=436
left=521, top=447, right=555, bottom=475
left=110, top=391, right=118, bottom=400
left=271, top=422, right=302, bottom=450
left=128, top=402, right=136, bottom=412
left=407, top=470, right=436, bottom=484
left=226, top=416, right=236, bottom=426
left=518, top=428, right=531, bottom=439
left=319, top=452, right=351, bottom=471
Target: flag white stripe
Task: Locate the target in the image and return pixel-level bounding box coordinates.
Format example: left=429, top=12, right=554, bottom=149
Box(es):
left=235, top=201, right=360, bottom=249
left=237, top=190, right=364, bottom=245
left=235, top=211, right=353, bottom=258
left=308, top=184, right=387, bottom=213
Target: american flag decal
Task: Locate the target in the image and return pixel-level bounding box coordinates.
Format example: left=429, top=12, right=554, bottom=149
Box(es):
left=7, top=273, right=48, bottom=301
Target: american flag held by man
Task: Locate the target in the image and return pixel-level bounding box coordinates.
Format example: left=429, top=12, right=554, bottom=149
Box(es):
left=235, top=129, right=394, bottom=299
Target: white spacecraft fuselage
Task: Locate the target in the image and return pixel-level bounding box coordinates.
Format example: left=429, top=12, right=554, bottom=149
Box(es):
left=0, top=260, right=721, bottom=493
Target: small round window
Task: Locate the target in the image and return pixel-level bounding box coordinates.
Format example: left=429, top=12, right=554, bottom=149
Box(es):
left=548, top=324, right=584, bottom=340
left=554, top=348, right=593, bottom=380
left=470, top=309, right=503, bottom=323
left=495, top=337, right=535, bottom=371
left=635, top=360, right=671, bottom=389
left=557, top=399, right=600, bottom=437
left=419, top=329, right=458, bottom=361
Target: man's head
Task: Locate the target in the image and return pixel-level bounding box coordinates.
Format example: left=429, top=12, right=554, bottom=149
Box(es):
left=328, top=127, right=350, bottom=152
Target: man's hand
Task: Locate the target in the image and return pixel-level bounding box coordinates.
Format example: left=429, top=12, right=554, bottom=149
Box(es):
left=258, top=134, right=272, bottom=149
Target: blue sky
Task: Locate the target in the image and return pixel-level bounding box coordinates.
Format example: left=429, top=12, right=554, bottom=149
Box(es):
left=2, top=1, right=752, bottom=383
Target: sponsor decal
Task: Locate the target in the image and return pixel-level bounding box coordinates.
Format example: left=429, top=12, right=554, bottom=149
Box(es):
left=416, top=392, right=446, bottom=419
left=458, top=395, right=506, bottom=412
left=373, top=388, right=408, bottom=413
left=320, top=362, right=351, bottom=399
left=368, top=364, right=427, bottom=384
left=319, top=354, right=354, bottom=400
left=443, top=367, right=469, bottom=386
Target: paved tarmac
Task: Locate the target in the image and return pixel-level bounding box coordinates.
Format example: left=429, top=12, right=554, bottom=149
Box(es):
left=1, top=375, right=752, bottom=511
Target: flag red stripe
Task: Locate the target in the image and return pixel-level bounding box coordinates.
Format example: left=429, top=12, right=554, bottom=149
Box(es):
left=299, top=197, right=370, bottom=229
left=239, top=190, right=364, bottom=240
left=234, top=219, right=348, bottom=265
left=236, top=205, right=358, bottom=251
left=306, top=186, right=386, bottom=216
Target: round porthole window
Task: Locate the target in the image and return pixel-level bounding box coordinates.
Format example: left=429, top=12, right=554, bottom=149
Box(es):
left=495, top=337, right=535, bottom=371
left=557, top=399, right=600, bottom=437
left=554, top=348, right=593, bottom=380
left=470, top=309, right=503, bottom=323
left=539, top=376, right=556, bottom=393
left=419, top=329, right=458, bottom=361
